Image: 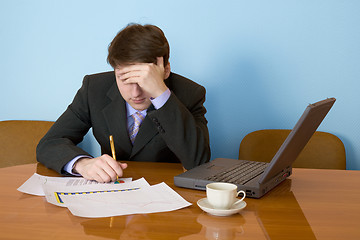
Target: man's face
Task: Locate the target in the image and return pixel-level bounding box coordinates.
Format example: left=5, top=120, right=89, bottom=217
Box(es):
left=115, top=66, right=152, bottom=111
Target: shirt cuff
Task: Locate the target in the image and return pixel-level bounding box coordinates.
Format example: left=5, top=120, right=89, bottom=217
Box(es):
left=63, top=155, right=91, bottom=176
left=150, top=88, right=171, bottom=109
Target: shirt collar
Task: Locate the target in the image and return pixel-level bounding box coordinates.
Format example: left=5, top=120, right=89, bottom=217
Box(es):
left=126, top=102, right=147, bottom=118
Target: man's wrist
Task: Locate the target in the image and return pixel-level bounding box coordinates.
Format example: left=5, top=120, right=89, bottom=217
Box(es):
left=151, top=88, right=171, bottom=109
left=64, top=155, right=91, bottom=176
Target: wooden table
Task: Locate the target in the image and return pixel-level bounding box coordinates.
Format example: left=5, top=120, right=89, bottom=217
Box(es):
left=1, top=162, right=359, bottom=240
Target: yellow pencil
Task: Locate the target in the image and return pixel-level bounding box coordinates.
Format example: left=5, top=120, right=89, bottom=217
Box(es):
left=109, top=135, right=117, bottom=226
left=109, top=135, right=118, bottom=180
left=109, top=135, right=116, bottom=160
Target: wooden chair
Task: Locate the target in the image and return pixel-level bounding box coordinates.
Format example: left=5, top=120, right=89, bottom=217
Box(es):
left=0, top=120, right=54, bottom=168
left=239, top=129, right=346, bottom=169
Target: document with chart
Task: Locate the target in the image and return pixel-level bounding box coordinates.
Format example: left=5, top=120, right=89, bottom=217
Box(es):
left=18, top=174, right=191, bottom=217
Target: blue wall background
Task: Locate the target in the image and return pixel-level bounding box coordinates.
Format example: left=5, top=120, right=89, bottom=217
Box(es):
left=1, top=0, right=359, bottom=170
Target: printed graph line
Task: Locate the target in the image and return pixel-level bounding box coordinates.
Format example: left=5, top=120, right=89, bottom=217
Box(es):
left=54, top=187, right=141, bottom=204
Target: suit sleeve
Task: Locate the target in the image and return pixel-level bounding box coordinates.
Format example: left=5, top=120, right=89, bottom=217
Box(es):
left=36, top=76, right=93, bottom=174
left=147, top=85, right=211, bottom=170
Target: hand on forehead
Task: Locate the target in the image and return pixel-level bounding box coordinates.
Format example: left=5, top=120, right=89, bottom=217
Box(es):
left=117, top=57, right=164, bottom=75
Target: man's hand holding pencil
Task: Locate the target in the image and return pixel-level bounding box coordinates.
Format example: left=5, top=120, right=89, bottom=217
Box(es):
left=72, top=135, right=127, bottom=183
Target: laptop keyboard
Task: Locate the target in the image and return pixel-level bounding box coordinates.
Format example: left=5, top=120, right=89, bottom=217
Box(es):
left=205, top=161, right=268, bottom=185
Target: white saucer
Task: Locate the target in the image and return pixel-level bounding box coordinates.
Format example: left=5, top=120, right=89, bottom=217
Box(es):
left=197, top=198, right=247, bottom=217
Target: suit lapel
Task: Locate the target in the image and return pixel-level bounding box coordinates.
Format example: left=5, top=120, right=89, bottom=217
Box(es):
left=102, top=82, right=132, bottom=156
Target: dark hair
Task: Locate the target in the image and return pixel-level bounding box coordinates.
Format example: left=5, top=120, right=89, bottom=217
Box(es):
left=107, top=23, right=170, bottom=68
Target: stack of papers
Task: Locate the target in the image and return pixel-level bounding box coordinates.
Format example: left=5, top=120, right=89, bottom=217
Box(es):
left=18, top=173, right=191, bottom=218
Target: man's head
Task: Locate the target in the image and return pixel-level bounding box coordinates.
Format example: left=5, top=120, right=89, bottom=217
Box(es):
left=108, top=24, right=171, bottom=111
left=107, top=23, right=170, bottom=68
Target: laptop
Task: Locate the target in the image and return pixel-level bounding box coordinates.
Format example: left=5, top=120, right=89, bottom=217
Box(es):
left=174, top=98, right=336, bottom=198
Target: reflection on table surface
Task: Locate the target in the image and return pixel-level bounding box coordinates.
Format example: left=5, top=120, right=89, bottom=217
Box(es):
left=0, top=162, right=360, bottom=240
left=77, top=180, right=314, bottom=240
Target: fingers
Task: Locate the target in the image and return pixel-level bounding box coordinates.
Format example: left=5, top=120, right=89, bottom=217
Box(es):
left=118, top=57, right=164, bottom=80
left=75, top=155, right=127, bottom=183
left=115, top=58, right=167, bottom=98
left=119, top=65, right=155, bottom=84
left=120, top=162, right=128, bottom=169
left=118, top=63, right=149, bottom=78
left=118, top=57, right=164, bottom=74
left=95, top=157, right=120, bottom=182
left=104, top=154, right=125, bottom=176
left=119, top=70, right=143, bottom=83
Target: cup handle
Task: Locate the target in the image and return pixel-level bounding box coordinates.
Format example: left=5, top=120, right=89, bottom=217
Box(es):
left=234, top=190, right=246, bottom=205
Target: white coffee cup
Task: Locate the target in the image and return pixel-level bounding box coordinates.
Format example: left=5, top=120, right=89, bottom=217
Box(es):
left=206, top=182, right=246, bottom=210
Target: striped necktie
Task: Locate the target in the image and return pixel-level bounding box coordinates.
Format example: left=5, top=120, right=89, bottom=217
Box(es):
left=129, top=112, right=145, bottom=144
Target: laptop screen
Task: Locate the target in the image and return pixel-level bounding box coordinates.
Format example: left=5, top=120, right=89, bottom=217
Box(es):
left=259, top=98, right=336, bottom=184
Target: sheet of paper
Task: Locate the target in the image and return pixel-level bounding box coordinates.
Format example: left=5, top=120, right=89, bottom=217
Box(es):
left=42, top=177, right=149, bottom=207
left=17, top=174, right=191, bottom=217
left=60, top=182, right=192, bottom=218
left=17, top=173, right=132, bottom=196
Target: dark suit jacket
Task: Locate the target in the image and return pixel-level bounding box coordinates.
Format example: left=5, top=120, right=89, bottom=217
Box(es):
left=36, top=71, right=211, bottom=174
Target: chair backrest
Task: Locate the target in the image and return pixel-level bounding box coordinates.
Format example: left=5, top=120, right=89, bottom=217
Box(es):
left=239, top=129, right=346, bottom=170
left=0, top=120, right=54, bottom=168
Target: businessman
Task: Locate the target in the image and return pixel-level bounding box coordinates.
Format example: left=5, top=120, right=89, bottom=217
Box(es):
left=36, top=23, right=211, bottom=183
